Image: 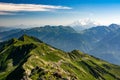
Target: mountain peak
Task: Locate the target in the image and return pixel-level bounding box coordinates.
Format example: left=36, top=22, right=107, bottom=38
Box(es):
left=0, top=35, right=120, bottom=80
left=70, top=19, right=100, bottom=32
left=109, top=24, right=120, bottom=31
left=109, top=23, right=120, bottom=26
left=18, top=34, right=43, bottom=43
left=19, top=34, right=32, bottom=41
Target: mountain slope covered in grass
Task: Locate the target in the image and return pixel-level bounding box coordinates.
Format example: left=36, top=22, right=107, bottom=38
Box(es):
left=0, top=35, right=120, bottom=80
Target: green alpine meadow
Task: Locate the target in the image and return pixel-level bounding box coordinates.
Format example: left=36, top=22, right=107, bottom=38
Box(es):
left=0, top=35, right=120, bottom=80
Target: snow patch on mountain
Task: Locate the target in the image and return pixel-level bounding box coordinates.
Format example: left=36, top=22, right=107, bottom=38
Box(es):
left=70, top=18, right=100, bottom=32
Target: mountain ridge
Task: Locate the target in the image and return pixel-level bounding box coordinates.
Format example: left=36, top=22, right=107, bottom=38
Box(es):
left=1, top=24, right=120, bottom=65
left=0, top=35, right=120, bottom=80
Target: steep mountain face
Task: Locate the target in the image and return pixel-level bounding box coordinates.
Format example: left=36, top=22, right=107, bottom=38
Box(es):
left=0, top=35, right=120, bottom=80
left=81, top=26, right=111, bottom=40
left=83, top=24, right=120, bottom=64
left=90, top=28, right=120, bottom=64
left=80, top=26, right=112, bottom=49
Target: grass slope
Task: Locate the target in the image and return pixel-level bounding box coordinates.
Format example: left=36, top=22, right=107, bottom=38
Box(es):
left=0, top=35, right=120, bottom=80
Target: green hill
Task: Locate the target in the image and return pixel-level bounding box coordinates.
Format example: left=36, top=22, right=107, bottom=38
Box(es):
left=0, top=35, right=120, bottom=80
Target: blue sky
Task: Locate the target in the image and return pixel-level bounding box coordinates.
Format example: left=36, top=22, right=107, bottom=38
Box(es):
left=0, top=0, right=120, bottom=27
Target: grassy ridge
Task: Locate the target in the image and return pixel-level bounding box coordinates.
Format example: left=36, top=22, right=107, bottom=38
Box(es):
left=0, top=35, right=120, bottom=80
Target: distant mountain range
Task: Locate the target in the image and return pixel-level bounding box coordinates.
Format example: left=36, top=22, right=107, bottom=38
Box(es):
left=90, top=24, right=120, bottom=64
left=0, top=35, right=120, bottom=80
left=0, top=24, right=120, bottom=65
left=0, top=26, right=16, bottom=32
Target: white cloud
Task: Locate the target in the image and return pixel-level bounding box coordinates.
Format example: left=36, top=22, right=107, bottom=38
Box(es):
left=0, top=2, right=72, bottom=15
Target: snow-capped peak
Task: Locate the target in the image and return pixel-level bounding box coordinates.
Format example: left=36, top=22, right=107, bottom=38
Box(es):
left=70, top=18, right=100, bottom=32
left=71, top=18, right=100, bottom=28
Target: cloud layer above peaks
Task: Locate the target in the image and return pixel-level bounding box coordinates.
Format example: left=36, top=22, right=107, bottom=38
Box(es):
left=0, top=2, right=72, bottom=15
